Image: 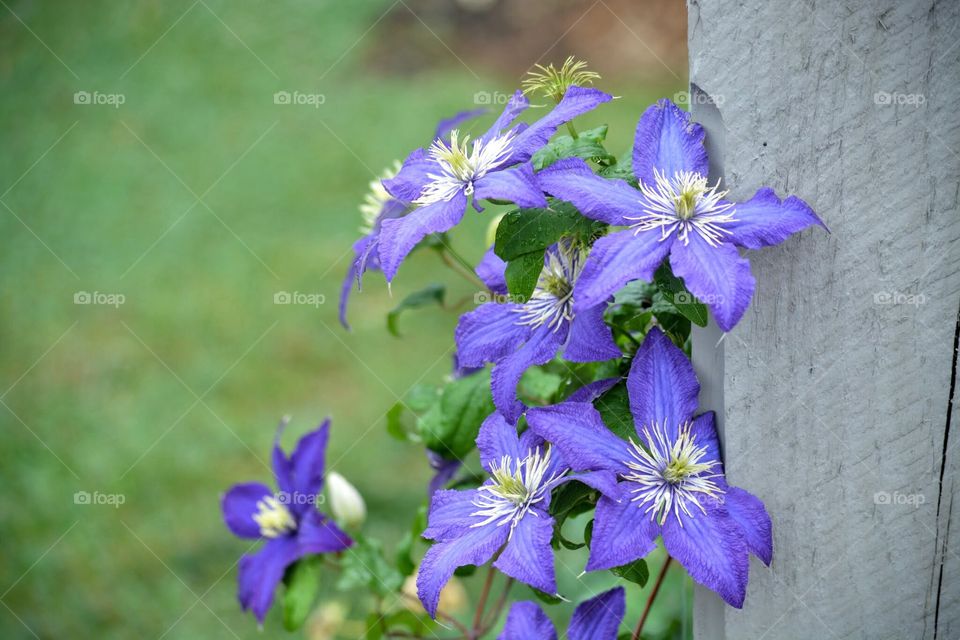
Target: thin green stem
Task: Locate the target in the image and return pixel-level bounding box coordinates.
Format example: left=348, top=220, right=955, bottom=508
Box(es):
left=632, top=556, right=672, bottom=640
left=438, top=247, right=486, bottom=291
left=471, top=565, right=498, bottom=638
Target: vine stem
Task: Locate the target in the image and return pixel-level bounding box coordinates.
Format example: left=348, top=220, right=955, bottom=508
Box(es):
left=632, top=556, right=673, bottom=640
left=437, top=247, right=487, bottom=291
left=471, top=565, right=498, bottom=638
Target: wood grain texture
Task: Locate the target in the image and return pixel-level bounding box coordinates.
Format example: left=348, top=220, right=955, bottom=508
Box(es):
left=686, top=0, right=960, bottom=638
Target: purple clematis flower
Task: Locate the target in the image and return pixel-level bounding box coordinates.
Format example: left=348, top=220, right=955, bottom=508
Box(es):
left=221, top=419, right=353, bottom=622
left=339, top=110, right=485, bottom=329
left=378, top=87, right=612, bottom=281
left=418, top=413, right=576, bottom=618
left=538, top=98, right=825, bottom=331
left=455, top=240, right=621, bottom=423
left=527, top=328, right=773, bottom=608
left=499, top=587, right=626, bottom=640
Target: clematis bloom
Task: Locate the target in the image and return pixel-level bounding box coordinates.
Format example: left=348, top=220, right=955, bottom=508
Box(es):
left=378, top=87, right=612, bottom=281
left=221, top=419, right=353, bottom=622
left=527, top=328, right=772, bottom=607
left=499, top=587, right=626, bottom=640
left=538, top=98, right=825, bottom=331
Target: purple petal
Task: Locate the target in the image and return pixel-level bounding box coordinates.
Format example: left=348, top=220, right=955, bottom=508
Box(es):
left=455, top=302, right=531, bottom=368
left=572, top=229, right=673, bottom=312
left=222, top=482, right=273, bottom=539
left=417, top=524, right=509, bottom=618
left=511, top=87, right=613, bottom=162
left=298, top=509, right=353, bottom=554
left=435, top=108, right=487, bottom=141
left=499, top=601, right=557, bottom=640
left=481, top=91, right=529, bottom=144
left=423, top=489, right=481, bottom=541
left=491, top=324, right=566, bottom=423
left=627, top=327, right=699, bottom=437
left=285, top=420, right=331, bottom=514
left=379, top=190, right=468, bottom=281
left=477, top=412, right=521, bottom=472
left=476, top=246, right=508, bottom=295
left=560, top=470, right=621, bottom=499
left=661, top=502, right=749, bottom=608
left=568, top=587, right=626, bottom=640
left=382, top=148, right=437, bottom=202
left=338, top=256, right=359, bottom=330
left=564, top=301, right=621, bottom=362
left=537, top=157, right=639, bottom=226
left=526, top=402, right=630, bottom=475
left=669, top=234, right=755, bottom=332
left=237, top=536, right=302, bottom=623
left=494, top=513, right=557, bottom=593
left=632, top=99, right=708, bottom=185
left=722, top=486, right=773, bottom=565
left=689, top=411, right=721, bottom=463
left=566, top=377, right=620, bottom=403
left=427, top=452, right=462, bottom=498
left=586, top=493, right=659, bottom=571
left=726, top=187, right=826, bottom=250
left=474, top=163, right=547, bottom=209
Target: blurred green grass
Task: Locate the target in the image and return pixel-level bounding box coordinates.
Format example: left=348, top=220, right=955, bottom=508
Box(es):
left=0, top=1, right=687, bottom=637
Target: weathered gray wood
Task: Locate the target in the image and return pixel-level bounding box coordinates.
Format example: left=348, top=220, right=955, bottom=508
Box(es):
left=687, top=1, right=960, bottom=638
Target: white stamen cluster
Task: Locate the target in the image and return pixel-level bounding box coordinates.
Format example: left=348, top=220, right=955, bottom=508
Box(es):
left=622, top=421, right=724, bottom=526
left=252, top=495, right=297, bottom=538
left=359, top=160, right=402, bottom=234
left=626, top=168, right=736, bottom=247
left=514, top=241, right=584, bottom=332
left=414, top=130, right=516, bottom=206
left=471, top=446, right=563, bottom=534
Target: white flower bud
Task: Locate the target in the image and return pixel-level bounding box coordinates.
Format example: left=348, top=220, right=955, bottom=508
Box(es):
left=326, top=471, right=366, bottom=530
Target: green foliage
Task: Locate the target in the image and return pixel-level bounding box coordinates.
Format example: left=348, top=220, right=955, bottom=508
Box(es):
left=426, top=370, right=495, bottom=459
left=281, top=556, right=322, bottom=631
left=337, top=535, right=404, bottom=598
left=610, top=558, right=650, bottom=587
left=654, top=263, right=709, bottom=328
left=519, top=367, right=565, bottom=405
left=504, top=250, right=546, bottom=300
left=594, top=382, right=636, bottom=441
left=387, top=284, right=446, bottom=336
left=532, top=125, right=615, bottom=170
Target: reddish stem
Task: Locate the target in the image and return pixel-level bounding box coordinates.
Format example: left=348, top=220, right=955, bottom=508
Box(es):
left=632, top=556, right=673, bottom=640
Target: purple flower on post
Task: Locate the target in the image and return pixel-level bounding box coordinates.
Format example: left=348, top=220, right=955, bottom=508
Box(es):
left=378, top=87, right=612, bottom=281
left=221, top=419, right=353, bottom=622
left=527, top=328, right=773, bottom=607
left=499, top=587, right=626, bottom=640
left=417, top=413, right=570, bottom=618
left=456, top=240, right=621, bottom=423
left=339, top=110, right=485, bottom=329
left=538, top=99, right=825, bottom=331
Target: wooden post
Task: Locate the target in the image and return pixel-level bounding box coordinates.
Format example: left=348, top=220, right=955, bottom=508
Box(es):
left=687, top=1, right=960, bottom=638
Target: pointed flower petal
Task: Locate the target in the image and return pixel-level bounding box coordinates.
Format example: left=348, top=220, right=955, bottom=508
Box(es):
left=379, top=190, right=468, bottom=281
left=573, top=229, right=673, bottom=312
left=499, top=601, right=557, bottom=640
left=632, top=99, right=708, bottom=185
left=568, top=587, right=626, bottom=640
left=476, top=246, right=508, bottom=295
left=722, top=486, right=773, bottom=565
left=526, top=402, right=630, bottom=475
left=477, top=412, right=522, bottom=473
left=669, top=233, right=755, bottom=332
left=474, top=163, right=547, bottom=209
left=726, top=187, right=826, bottom=249
left=455, top=302, right=531, bottom=368
left=538, top=157, right=639, bottom=226
left=627, top=327, right=699, bottom=436
left=491, top=324, right=566, bottom=423
left=382, top=148, right=437, bottom=202
left=586, top=493, right=659, bottom=571
left=237, top=536, right=302, bottom=623
left=494, top=512, right=557, bottom=593
left=222, top=482, right=274, bottom=539
left=563, top=300, right=621, bottom=362
left=511, top=87, right=613, bottom=162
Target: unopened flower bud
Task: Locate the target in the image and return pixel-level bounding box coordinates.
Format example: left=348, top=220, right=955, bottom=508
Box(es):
left=326, top=471, right=366, bottom=530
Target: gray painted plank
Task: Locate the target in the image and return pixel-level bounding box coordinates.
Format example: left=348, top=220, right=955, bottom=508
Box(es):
left=687, top=0, right=960, bottom=638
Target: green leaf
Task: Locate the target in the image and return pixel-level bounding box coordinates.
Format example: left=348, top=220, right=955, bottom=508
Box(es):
left=598, top=149, right=637, bottom=185
left=504, top=250, right=544, bottom=301
left=383, top=610, right=434, bottom=636
left=385, top=384, right=440, bottom=443
left=654, top=264, right=708, bottom=327
left=610, top=557, right=649, bottom=587
left=454, top=564, right=477, bottom=577
left=593, top=382, right=635, bottom=441
left=365, top=613, right=384, bottom=640
left=519, top=367, right=564, bottom=404
left=584, top=519, right=594, bottom=547
left=387, top=284, right=446, bottom=336
left=532, top=125, right=614, bottom=170
left=282, top=555, right=322, bottom=631
left=529, top=586, right=564, bottom=605
left=550, top=480, right=597, bottom=550
left=422, top=370, right=495, bottom=460
left=494, top=201, right=601, bottom=261
left=337, top=535, right=404, bottom=597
